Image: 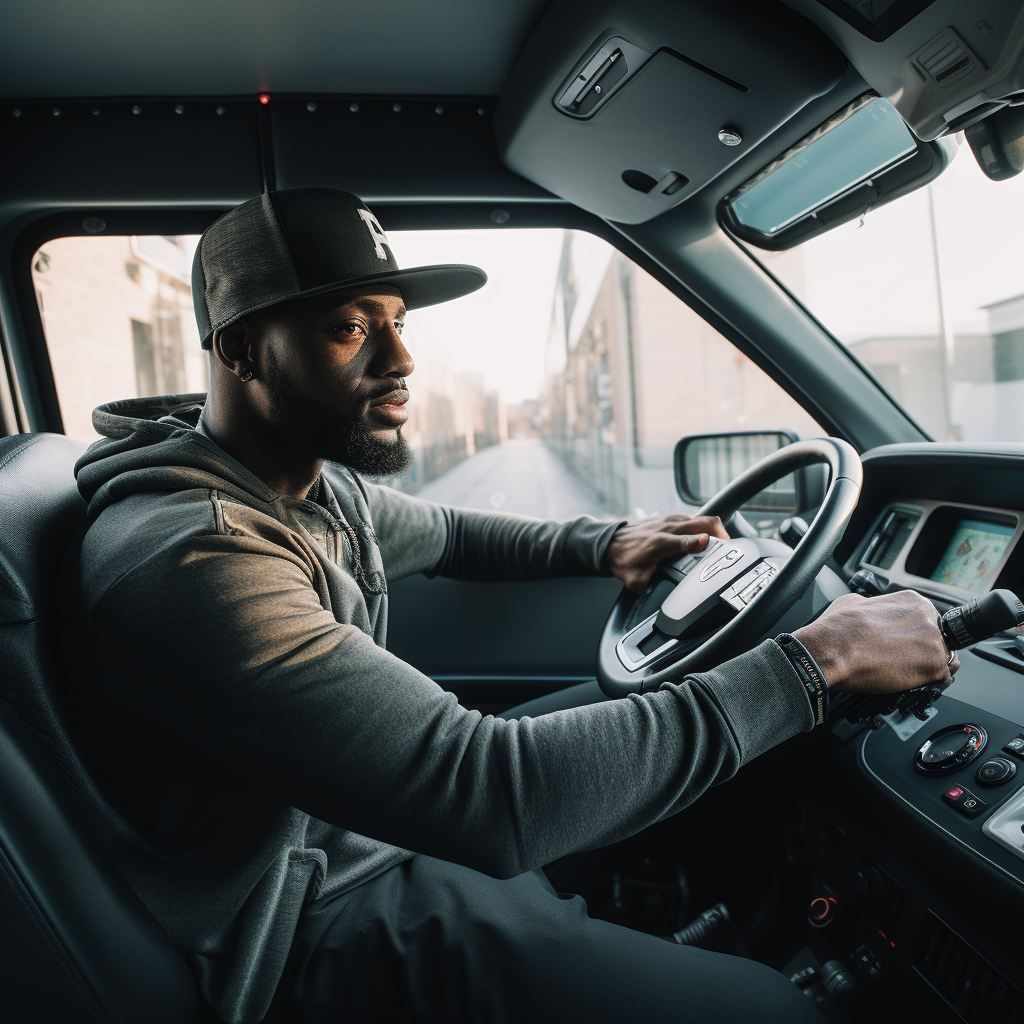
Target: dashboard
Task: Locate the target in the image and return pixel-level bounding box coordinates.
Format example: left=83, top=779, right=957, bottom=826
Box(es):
left=804, top=443, right=1024, bottom=1019
left=844, top=499, right=1024, bottom=607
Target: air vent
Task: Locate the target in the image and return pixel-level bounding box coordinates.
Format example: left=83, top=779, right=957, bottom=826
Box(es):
left=914, top=913, right=1023, bottom=1023
left=860, top=508, right=920, bottom=570
left=913, top=29, right=978, bottom=90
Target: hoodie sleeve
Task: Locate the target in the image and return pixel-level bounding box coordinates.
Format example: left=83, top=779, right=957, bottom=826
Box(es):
left=358, top=478, right=625, bottom=583
left=87, top=528, right=814, bottom=879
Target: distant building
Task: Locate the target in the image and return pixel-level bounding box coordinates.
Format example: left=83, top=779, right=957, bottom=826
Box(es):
left=846, top=333, right=996, bottom=441
left=847, top=299, right=1024, bottom=443
left=541, top=232, right=820, bottom=517
left=32, top=235, right=206, bottom=441
left=378, top=347, right=506, bottom=493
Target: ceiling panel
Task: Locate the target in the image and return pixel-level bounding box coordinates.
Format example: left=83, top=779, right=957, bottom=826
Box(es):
left=0, top=0, right=548, bottom=99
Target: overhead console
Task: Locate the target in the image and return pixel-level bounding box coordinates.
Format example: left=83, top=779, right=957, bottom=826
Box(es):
left=493, top=0, right=845, bottom=223
left=782, top=0, right=1024, bottom=140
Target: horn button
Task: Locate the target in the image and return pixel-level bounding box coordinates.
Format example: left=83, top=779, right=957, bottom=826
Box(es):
left=655, top=539, right=762, bottom=638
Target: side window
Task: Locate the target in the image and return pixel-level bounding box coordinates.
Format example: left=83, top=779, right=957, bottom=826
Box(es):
left=32, top=235, right=206, bottom=442
left=32, top=228, right=820, bottom=520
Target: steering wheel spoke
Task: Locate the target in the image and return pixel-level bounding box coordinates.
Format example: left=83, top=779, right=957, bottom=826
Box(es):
left=597, top=438, right=863, bottom=698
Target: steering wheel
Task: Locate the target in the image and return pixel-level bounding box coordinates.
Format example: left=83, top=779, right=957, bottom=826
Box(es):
left=596, top=438, right=863, bottom=698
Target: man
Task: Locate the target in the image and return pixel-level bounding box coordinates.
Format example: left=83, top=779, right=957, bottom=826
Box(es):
left=70, top=187, right=956, bottom=1024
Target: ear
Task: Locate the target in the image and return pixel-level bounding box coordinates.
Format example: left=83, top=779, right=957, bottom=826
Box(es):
left=211, top=320, right=256, bottom=380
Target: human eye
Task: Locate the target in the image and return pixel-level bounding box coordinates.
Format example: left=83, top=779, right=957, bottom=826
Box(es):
left=334, top=319, right=367, bottom=340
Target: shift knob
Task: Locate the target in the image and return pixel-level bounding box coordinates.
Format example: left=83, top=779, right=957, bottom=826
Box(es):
left=939, top=589, right=1024, bottom=651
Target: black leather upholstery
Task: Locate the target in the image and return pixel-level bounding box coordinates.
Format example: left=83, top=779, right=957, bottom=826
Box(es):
left=0, top=433, right=202, bottom=1024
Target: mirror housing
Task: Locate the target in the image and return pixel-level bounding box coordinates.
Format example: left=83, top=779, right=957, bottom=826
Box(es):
left=965, top=105, right=1024, bottom=182
left=721, top=94, right=957, bottom=251
left=674, top=430, right=827, bottom=514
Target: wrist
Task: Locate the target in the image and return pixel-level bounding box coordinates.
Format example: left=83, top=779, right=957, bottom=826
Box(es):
left=775, top=633, right=830, bottom=726
left=792, top=622, right=849, bottom=691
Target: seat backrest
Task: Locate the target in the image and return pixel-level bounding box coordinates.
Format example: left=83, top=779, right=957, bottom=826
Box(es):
left=0, top=433, right=201, bottom=1024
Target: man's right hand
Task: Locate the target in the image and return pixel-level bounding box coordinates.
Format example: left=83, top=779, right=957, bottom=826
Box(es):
left=793, top=590, right=958, bottom=694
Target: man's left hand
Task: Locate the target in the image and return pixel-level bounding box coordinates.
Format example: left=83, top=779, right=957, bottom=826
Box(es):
left=606, top=514, right=730, bottom=593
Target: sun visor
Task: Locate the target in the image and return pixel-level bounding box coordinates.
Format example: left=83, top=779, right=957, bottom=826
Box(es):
left=494, top=0, right=846, bottom=224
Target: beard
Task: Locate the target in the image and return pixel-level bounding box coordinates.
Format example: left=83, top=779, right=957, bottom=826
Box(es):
left=264, top=348, right=413, bottom=476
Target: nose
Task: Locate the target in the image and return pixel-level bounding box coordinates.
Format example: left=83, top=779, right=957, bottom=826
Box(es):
left=375, top=322, right=415, bottom=379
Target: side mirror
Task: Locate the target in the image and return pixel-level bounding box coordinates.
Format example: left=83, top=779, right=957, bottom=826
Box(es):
left=674, top=431, right=827, bottom=516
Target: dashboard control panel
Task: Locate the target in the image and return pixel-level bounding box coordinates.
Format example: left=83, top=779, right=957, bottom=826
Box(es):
left=861, top=696, right=1024, bottom=879
left=844, top=498, right=1024, bottom=607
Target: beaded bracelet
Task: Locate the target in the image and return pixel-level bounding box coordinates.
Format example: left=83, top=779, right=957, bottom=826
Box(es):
left=775, top=633, right=830, bottom=727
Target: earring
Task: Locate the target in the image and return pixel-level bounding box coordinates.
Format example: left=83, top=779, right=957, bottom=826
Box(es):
left=239, top=369, right=254, bottom=382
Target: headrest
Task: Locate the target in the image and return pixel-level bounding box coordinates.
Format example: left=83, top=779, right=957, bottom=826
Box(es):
left=0, top=434, right=88, bottom=625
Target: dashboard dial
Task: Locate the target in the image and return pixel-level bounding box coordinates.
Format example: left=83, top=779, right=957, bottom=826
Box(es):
left=914, top=725, right=987, bottom=775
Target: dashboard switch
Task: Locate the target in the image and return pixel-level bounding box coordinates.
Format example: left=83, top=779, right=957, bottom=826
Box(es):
left=1002, top=736, right=1024, bottom=760
left=976, top=757, right=1017, bottom=786
left=942, top=785, right=988, bottom=818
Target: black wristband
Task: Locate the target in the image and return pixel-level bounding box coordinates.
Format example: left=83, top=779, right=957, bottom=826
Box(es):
left=775, top=633, right=830, bottom=727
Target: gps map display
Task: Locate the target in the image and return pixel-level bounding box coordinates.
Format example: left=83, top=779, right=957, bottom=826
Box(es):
left=930, top=519, right=1015, bottom=593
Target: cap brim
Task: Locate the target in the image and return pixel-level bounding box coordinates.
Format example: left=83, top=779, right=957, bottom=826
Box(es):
left=285, top=263, right=487, bottom=311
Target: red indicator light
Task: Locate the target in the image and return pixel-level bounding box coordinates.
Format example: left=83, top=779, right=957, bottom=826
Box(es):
left=259, top=93, right=270, bottom=105
left=890, top=941, right=896, bottom=948
left=948, top=787, right=963, bottom=799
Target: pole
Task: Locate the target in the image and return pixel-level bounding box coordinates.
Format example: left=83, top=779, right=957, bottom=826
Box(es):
left=928, top=183, right=957, bottom=440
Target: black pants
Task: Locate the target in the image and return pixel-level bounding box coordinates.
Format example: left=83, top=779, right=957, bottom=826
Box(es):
left=264, top=684, right=823, bottom=1024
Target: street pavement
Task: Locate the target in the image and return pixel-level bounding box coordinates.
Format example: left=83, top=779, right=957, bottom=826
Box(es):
left=415, top=439, right=613, bottom=520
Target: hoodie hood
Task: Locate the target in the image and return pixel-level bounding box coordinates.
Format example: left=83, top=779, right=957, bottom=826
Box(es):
left=75, top=393, right=291, bottom=523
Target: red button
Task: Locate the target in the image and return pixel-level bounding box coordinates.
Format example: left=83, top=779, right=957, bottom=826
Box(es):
left=947, top=787, right=964, bottom=799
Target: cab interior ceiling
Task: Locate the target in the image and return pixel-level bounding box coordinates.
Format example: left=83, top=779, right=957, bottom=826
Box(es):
left=5, top=0, right=1019, bottom=447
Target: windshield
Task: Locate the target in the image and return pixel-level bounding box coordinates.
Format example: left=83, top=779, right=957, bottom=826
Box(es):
left=743, top=133, right=1024, bottom=442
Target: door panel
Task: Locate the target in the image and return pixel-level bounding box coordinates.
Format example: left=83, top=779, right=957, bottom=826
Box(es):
left=386, top=573, right=623, bottom=711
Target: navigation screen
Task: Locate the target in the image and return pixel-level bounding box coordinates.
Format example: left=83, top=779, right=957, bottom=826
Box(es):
left=930, top=519, right=1015, bottom=593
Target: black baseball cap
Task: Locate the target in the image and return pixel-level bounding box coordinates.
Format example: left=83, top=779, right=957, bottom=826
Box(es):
left=192, top=187, right=487, bottom=348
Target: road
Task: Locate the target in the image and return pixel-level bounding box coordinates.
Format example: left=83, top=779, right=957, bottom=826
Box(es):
left=415, top=439, right=612, bottom=520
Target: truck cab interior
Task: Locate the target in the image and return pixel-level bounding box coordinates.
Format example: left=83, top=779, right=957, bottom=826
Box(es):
left=3, top=1, right=1024, bottom=1021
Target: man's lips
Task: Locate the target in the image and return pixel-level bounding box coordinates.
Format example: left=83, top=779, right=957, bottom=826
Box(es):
left=367, top=389, right=410, bottom=426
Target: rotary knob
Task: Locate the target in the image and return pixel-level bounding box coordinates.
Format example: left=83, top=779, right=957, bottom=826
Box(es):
left=976, top=757, right=1017, bottom=786
left=915, top=725, right=987, bottom=775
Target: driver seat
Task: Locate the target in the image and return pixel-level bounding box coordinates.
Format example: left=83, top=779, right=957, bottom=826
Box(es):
left=0, top=432, right=202, bottom=1023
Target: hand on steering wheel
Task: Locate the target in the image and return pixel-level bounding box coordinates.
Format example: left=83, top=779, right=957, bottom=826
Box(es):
left=597, top=438, right=862, bottom=698
left=606, top=515, right=731, bottom=593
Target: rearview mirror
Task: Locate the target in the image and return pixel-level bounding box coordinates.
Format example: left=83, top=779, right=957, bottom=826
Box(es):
left=965, top=105, right=1024, bottom=182
left=674, top=431, right=825, bottom=515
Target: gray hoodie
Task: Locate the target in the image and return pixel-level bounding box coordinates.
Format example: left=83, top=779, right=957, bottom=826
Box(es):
left=69, top=394, right=814, bottom=1024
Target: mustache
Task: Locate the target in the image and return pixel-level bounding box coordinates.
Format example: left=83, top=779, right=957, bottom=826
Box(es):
left=363, top=379, right=407, bottom=401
